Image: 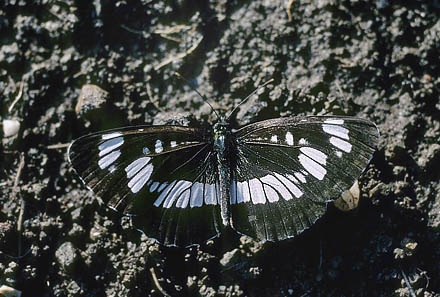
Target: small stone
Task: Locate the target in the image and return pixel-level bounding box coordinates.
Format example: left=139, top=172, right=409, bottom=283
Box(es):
left=187, top=276, right=197, bottom=289
left=418, top=143, right=440, bottom=170
left=55, top=242, right=77, bottom=273
left=334, top=180, right=360, bottom=211
left=218, top=285, right=226, bottom=294
left=394, top=238, right=418, bottom=259
left=0, top=285, right=22, bottom=297
left=248, top=266, right=262, bottom=279
left=66, top=280, right=82, bottom=295
left=0, top=222, right=14, bottom=244
left=75, top=84, right=109, bottom=115
left=2, top=119, right=20, bottom=137
left=220, top=249, right=241, bottom=268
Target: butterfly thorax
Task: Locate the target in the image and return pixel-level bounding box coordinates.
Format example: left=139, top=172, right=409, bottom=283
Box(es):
left=212, top=118, right=233, bottom=226
left=213, top=120, right=230, bottom=155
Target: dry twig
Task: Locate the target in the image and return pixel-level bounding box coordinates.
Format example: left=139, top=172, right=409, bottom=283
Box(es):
left=150, top=267, right=171, bottom=297
left=8, top=77, right=25, bottom=113
left=14, top=153, right=26, bottom=257
left=400, top=267, right=417, bottom=297
left=46, top=143, right=70, bottom=150
left=154, top=36, right=203, bottom=71
left=286, top=0, right=295, bottom=22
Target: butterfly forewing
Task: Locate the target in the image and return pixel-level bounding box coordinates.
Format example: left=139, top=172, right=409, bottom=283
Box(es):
left=229, top=116, right=379, bottom=241
left=68, top=125, right=222, bottom=247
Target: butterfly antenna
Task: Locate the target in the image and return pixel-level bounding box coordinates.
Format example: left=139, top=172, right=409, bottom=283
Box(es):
left=226, top=78, right=274, bottom=120
left=174, top=72, right=220, bottom=120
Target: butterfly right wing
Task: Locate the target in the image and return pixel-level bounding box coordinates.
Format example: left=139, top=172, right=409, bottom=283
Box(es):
left=68, top=125, right=222, bottom=247
left=228, top=116, right=379, bottom=242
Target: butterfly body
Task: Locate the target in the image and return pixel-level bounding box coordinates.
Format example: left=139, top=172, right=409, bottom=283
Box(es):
left=212, top=117, right=234, bottom=227
left=68, top=115, right=379, bottom=247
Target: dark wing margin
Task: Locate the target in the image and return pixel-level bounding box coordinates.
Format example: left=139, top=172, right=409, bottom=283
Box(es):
left=229, top=116, right=379, bottom=242
left=68, top=125, right=222, bottom=247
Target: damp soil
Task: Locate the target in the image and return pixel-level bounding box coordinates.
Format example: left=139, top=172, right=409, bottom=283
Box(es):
left=1, top=1, right=440, bottom=296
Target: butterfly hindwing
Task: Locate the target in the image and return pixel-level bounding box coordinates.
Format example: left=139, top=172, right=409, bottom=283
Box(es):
left=229, top=116, right=379, bottom=241
left=68, top=125, right=222, bottom=247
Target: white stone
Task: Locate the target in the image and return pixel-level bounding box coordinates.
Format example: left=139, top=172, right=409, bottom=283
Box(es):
left=3, top=119, right=20, bottom=137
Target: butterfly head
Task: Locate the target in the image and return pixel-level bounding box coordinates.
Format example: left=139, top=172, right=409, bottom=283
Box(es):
left=212, top=116, right=232, bottom=154
left=213, top=116, right=229, bottom=136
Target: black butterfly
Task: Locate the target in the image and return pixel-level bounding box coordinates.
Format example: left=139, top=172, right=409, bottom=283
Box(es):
left=68, top=97, right=379, bottom=247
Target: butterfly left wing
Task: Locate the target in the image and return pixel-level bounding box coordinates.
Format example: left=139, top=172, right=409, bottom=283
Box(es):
left=229, top=116, right=379, bottom=242
left=68, top=125, right=222, bottom=247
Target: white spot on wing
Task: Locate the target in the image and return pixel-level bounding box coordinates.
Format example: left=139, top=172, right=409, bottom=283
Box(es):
left=322, top=124, right=349, bottom=140
left=330, top=136, right=352, bottom=152
left=108, top=165, right=116, bottom=173
left=324, top=119, right=344, bottom=125
left=102, top=132, right=123, bottom=140
left=336, top=151, right=343, bottom=158
left=231, top=181, right=237, bottom=204
left=274, top=173, right=303, bottom=198
left=99, top=137, right=124, bottom=157
left=263, top=185, right=279, bottom=203
left=155, top=140, right=163, bottom=153
left=170, top=140, right=177, bottom=148
left=150, top=182, right=160, bottom=192
left=294, top=172, right=306, bottom=183
left=164, top=180, right=191, bottom=208
left=143, top=147, right=150, bottom=154
left=125, top=157, right=151, bottom=179
left=286, top=132, right=294, bottom=145
left=249, top=179, right=266, bottom=204
left=128, top=164, right=154, bottom=193
left=299, top=138, right=308, bottom=145
left=190, top=182, right=204, bottom=207
left=157, top=183, right=168, bottom=192
left=237, top=181, right=251, bottom=203
left=176, top=190, right=190, bottom=208
left=300, top=147, right=327, bottom=165
left=261, top=175, right=287, bottom=201
left=98, top=150, right=121, bottom=169
left=270, top=135, right=278, bottom=143
left=298, top=153, right=327, bottom=180
left=154, top=181, right=176, bottom=207
left=204, top=184, right=217, bottom=205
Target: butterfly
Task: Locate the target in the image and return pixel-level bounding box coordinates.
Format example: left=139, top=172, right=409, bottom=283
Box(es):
left=68, top=89, right=379, bottom=247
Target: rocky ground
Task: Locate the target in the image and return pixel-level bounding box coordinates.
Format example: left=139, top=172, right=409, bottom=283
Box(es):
left=1, top=1, right=439, bottom=296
